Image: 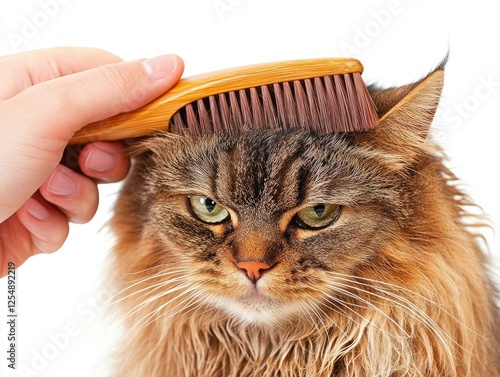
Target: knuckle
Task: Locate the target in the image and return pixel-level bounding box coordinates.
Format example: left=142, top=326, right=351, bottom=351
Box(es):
left=95, top=64, right=147, bottom=113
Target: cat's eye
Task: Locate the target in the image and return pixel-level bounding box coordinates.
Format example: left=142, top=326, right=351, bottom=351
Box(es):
left=188, top=195, right=230, bottom=224
left=293, top=204, right=341, bottom=230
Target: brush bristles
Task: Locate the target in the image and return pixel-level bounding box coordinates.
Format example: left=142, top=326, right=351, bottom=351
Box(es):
left=169, top=72, right=378, bottom=136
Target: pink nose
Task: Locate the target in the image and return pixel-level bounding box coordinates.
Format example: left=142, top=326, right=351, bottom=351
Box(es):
left=236, top=261, right=271, bottom=283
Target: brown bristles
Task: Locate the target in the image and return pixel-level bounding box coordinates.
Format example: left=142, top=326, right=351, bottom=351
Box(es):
left=169, top=72, right=378, bottom=137
left=69, top=58, right=379, bottom=144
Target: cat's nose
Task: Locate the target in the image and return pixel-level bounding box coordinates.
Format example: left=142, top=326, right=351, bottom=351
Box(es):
left=236, top=261, right=271, bottom=283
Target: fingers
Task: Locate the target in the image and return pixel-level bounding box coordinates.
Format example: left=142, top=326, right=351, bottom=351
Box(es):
left=78, top=142, right=131, bottom=182
left=38, top=164, right=99, bottom=224
left=8, top=54, right=184, bottom=141
left=16, top=196, right=70, bottom=254
left=38, top=142, right=129, bottom=223
left=0, top=51, right=183, bottom=222
left=7, top=141, right=129, bottom=265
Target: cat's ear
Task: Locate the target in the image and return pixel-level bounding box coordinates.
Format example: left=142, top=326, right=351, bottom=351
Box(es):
left=365, top=60, right=446, bottom=162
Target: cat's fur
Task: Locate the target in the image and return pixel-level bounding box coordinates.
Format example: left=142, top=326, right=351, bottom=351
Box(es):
left=109, top=66, right=500, bottom=376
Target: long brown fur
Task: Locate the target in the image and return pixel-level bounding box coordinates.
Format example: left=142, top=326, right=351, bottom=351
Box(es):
left=108, top=65, right=500, bottom=376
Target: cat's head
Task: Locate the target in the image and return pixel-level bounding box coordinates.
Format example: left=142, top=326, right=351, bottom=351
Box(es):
left=112, top=66, right=447, bottom=325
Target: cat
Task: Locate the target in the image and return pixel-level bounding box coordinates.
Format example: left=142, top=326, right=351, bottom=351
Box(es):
left=108, top=63, right=500, bottom=376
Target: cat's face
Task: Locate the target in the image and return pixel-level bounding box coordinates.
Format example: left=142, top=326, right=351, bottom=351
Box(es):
left=115, top=67, right=445, bottom=326
left=122, top=128, right=414, bottom=324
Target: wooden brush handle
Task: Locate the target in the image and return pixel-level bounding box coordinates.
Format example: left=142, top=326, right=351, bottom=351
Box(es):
left=70, top=58, right=363, bottom=144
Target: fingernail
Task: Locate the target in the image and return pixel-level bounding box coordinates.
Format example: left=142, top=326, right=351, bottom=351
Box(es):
left=25, top=197, right=50, bottom=221
left=141, top=54, right=178, bottom=80
left=85, top=145, right=117, bottom=173
left=47, top=167, right=78, bottom=196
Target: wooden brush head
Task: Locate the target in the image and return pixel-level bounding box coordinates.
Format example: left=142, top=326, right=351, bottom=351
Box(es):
left=70, top=58, right=378, bottom=144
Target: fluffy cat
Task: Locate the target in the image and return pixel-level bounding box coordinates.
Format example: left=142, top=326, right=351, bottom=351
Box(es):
left=109, top=64, right=500, bottom=376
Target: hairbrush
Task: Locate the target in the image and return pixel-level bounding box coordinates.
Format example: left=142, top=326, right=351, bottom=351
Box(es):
left=69, top=58, right=378, bottom=144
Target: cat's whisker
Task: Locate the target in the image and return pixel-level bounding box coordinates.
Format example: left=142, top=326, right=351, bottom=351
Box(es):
left=303, top=297, right=332, bottom=339
left=318, top=296, right=396, bottom=368
left=321, top=295, right=391, bottom=341
left=108, top=291, right=192, bottom=340
left=105, top=285, right=184, bottom=332
left=135, top=284, right=210, bottom=333
left=296, top=300, right=322, bottom=334
left=121, top=264, right=190, bottom=275
left=323, top=273, right=475, bottom=358
left=185, top=292, right=217, bottom=319
left=330, top=273, right=454, bottom=317
left=335, top=273, right=455, bottom=316
left=121, top=282, right=195, bottom=323
left=109, top=280, right=195, bottom=331
left=108, top=274, right=189, bottom=307
left=329, top=271, right=486, bottom=339
left=325, top=295, right=420, bottom=359
left=329, top=280, right=437, bottom=334
left=320, top=296, right=355, bottom=323
left=105, top=268, right=191, bottom=305
left=192, top=292, right=218, bottom=319
left=330, top=277, right=435, bottom=321
left=172, top=285, right=217, bottom=320
left=124, top=284, right=203, bottom=338
left=323, top=285, right=411, bottom=339
left=110, top=277, right=190, bottom=315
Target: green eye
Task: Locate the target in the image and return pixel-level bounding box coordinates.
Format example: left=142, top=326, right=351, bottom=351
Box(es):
left=294, top=204, right=341, bottom=230
left=188, top=196, right=230, bottom=224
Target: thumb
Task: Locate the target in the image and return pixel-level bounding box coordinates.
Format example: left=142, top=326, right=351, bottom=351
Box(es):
left=9, top=54, right=185, bottom=142
left=0, top=54, right=184, bottom=221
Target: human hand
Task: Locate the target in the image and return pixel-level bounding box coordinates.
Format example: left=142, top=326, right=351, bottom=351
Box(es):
left=0, top=47, right=184, bottom=277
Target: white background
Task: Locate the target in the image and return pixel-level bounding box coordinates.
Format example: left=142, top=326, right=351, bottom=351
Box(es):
left=1, top=0, right=499, bottom=376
